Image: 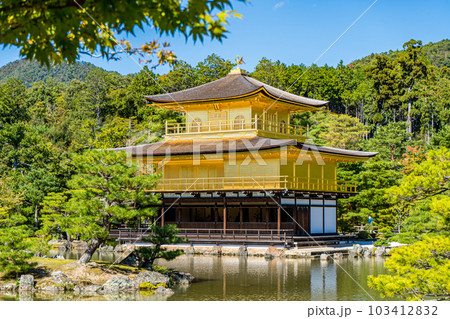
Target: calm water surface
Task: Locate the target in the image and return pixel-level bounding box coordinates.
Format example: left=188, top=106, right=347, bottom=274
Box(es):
left=1, top=252, right=393, bottom=301
left=156, top=255, right=392, bottom=301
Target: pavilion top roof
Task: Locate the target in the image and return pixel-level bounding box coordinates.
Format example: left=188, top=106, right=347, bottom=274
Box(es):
left=144, top=69, right=328, bottom=108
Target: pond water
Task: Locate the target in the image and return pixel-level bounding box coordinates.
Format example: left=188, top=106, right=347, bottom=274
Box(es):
left=1, top=251, right=395, bottom=301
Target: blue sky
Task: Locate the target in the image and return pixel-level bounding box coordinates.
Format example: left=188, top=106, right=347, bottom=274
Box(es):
left=1, top=0, right=449, bottom=75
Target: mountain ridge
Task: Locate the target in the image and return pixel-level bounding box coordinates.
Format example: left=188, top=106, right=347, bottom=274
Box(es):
left=0, top=59, right=108, bottom=87
left=350, top=39, right=450, bottom=68
left=1, top=39, right=448, bottom=87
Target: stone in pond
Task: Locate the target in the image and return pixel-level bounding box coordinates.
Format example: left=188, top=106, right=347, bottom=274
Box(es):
left=51, top=271, right=74, bottom=290
left=102, top=276, right=137, bottom=292
left=19, top=275, right=34, bottom=291
left=171, top=272, right=194, bottom=285
left=238, top=245, right=248, bottom=257
left=154, top=286, right=174, bottom=296
left=134, top=271, right=170, bottom=287
left=1, top=283, right=17, bottom=291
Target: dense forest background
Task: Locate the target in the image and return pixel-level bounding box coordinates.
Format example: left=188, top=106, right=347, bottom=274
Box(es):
left=0, top=38, right=449, bottom=244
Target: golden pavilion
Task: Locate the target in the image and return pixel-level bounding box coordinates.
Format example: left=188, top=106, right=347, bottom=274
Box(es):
left=116, top=67, right=377, bottom=245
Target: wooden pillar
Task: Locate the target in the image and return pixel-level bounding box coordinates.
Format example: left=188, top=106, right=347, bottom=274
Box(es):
left=223, top=199, right=227, bottom=234
left=239, top=203, right=243, bottom=230
left=265, top=203, right=269, bottom=230
left=308, top=197, right=311, bottom=235
left=214, top=203, right=219, bottom=228
left=176, top=206, right=181, bottom=228
left=277, top=205, right=281, bottom=234
left=161, top=207, right=165, bottom=227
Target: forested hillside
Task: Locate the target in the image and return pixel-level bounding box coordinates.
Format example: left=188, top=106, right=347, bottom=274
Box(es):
left=352, top=39, right=450, bottom=68
left=0, top=59, right=106, bottom=87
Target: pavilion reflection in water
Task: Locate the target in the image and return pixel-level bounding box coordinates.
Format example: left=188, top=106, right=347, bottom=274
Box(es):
left=158, top=255, right=344, bottom=301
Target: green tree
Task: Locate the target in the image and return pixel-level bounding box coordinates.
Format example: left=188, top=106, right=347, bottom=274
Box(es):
left=315, top=113, right=369, bottom=150
left=365, top=122, right=411, bottom=162
left=161, top=61, right=197, bottom=93
left=84, top=68, right=116, bottom=127
left=25, top=78, right=66, bottom=125
left=387, top=147, right=449, bottom=202
left=431, top=125, right=450, bottom=148
left=337, top=122, right=410, bottom=233
left=251, top=58, right=288, bottom=90
left=0, top=0, right=243, bottom=66
left=0, top=176, right=36, bottom=277
left=0, top=78, right=29, bottom=124
left=0, top=123, right=56, bottom=171
left=38, top=192, right=71, bottom=240
left=385, top=147, right=450, bottom=241
left=396, top=40, right=429, bottom=135
left=368, top=236, right=450, bottom=300
left=135, top=225, right=186, bottom=268
left=364, top=55, right=400, bottom=124
left=195, top=54, right=235, bottom=85
left=21, top=168, right=60, bottom=229
left=59, top=150, right=160, bottom=264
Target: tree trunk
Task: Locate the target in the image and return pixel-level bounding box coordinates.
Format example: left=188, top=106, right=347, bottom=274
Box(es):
left=97, top=105, right=101, bottom=127
left=34, top=205, right=39, bottom=229
left=407, top=98, right=412, bottom=138
left=78, top=238, right=103, bottom=265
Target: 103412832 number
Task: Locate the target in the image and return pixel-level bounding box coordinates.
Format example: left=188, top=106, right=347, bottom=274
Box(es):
left=368, top=305, right=438, bottom=316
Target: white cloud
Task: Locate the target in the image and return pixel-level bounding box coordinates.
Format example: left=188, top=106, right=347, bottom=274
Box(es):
left=273, top=1, right=285, bottom=10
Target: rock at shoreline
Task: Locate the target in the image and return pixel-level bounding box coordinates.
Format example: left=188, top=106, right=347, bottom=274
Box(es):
left=74, top=284, right=102, bottom=295
left=40, top=285, right=63, bottom=294
left=171, top=272, right=194, bottom=286
left=333, top=253, right=343, bottom=259
left=48, top=239, right=62, bottom=246
left=58, top=240, right=72, bottom=251
left=101, top=276, right=136, bottom=293
left=19, top=291, right=33, bottom=301
left=264, top=246, right=285, bottom=259
left=117, top=251, right=140, bottom=267
left=375, top=247, right=386, bottom=256
left=134, top=271, right=170, bottom=288
left=238, top=245, right=248, bottom=257
left=19, top=275, right=34, bottom=291
left=353, top=244, right=364, bottom=256
left=185, top=246, right=195, bottom=255
left=154, top=286, right=174, bottom=296
left=51, top=271, right=74, bottom=290
left=364, top=249, right=373, bottom=257
left=99, top=245, right=114, bottom=252
left=204, top=245, right=222, bottom=256
left=320, top=253, right=329, bottom=260
left=1, top=283, right=18, bottom=292
left=72, top=241, right=88, bottom=251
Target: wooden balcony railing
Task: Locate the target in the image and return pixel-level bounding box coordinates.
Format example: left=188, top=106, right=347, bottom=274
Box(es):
left=152, top=175, right=357, bottom=193
left=109, top=227, right=294, bottom=244
left=165, top=116, right=307, bottom=137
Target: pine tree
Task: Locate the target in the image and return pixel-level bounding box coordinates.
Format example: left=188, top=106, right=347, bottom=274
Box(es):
left=135, top=225, right=186, bottom=268
left=368, top=236, right=450, bottom=300
left=396, top=40, right=429, bottom=136
left=0, top=176, right=36, bottom=277
left=60, top=150, right=160, bottom=264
